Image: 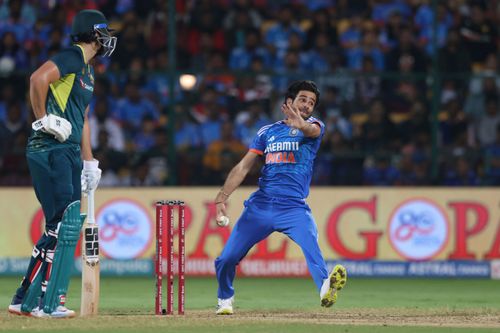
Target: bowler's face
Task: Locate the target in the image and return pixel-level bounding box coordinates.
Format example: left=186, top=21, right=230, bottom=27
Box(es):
left=291, top=90, right=316, bottom=119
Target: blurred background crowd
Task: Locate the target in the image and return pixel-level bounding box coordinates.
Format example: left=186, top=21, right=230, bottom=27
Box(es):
left=0, top=0, right=499, bottom=186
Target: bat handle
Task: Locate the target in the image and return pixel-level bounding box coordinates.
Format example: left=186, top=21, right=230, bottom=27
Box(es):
left=88, top=189, right=95, bottom=225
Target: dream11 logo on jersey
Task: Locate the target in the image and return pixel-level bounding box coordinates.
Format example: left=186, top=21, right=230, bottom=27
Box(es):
left=97, top=199, right=153, bottom=259
left=388, top=198, right=449, bottom=261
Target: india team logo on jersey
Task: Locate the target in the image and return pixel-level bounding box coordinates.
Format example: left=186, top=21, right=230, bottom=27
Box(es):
left=264, top=141, right=299, bottom=164
left=289, top=128, right=299, bottom=136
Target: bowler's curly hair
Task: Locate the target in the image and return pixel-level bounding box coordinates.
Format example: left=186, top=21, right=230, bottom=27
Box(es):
left=284, top=81, right=320, bottom=106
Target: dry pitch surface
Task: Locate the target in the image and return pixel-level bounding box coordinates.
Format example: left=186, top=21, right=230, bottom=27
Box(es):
left=1, top=277, right=500, bottom=332
left=2, top=308, right=500, bottom=332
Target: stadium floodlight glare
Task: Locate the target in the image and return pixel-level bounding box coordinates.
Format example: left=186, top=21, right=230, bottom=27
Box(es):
left=179, top=74, right=197, bottom=91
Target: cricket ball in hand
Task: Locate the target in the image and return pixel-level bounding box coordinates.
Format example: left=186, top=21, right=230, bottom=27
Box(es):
left=216, top=216, right=230, bottom=227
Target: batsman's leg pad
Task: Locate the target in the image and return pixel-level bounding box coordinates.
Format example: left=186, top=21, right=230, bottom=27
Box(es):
left=42, top=201, right=85, bottom=314
left=20, top=234, right=57, bottom=313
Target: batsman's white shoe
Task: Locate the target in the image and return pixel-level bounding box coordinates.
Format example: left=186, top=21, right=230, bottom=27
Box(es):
left=216, top=297, right=234, bottom=315
left=8, top=295, right=35, bottom=317
left=8, top=304, right=40, bottom=317
left=8, top=303, right=24, bottom=316
left=32, top=305, right=76, bottom=318
left=320, top=264, right=347, bottom=308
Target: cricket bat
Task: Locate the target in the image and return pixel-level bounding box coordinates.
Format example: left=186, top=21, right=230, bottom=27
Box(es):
left=80, top=189, right=100, bottom=316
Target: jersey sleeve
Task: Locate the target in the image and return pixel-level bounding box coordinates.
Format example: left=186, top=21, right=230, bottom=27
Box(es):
left=308, top=117, right=325, bottom=138
left=50, top=47, right=84, bottom=77
left=249, top=124, right=269, bottom=155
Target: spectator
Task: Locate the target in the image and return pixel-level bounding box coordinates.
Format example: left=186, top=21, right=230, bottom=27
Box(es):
left=363, top=155, right=400, bottom=186
left=307, top=32, right=336, bottom=72
left=229, top=28, right=272, bottom=70
left=460, top=4, right=498, bottom=64
left=115, top=81, right=159, bottom=132
left=474, top=97, right=500, bottom=146
left=464, top=54, right=499, bottom=118
left=113, top=16, right=149, bottom=70
left=133, top=115, right=157, bottom=151
left=415, top=2, right=452, bottom=55
left=361, top=99, right=398, bottom=152
left=345, top=29, right=384, bottom=71
left=186, top=4, right=226, bottom=59
left=0, top=31, right=28, bottom=70
left=379, top=9, right=406, bottom=51
left=223, top=0, right=262, bottom=49
left=355, top=57, right=381, bottom=108
left=93, top=130, right=128, bottom=186
left=264, top=4, right=305, bottom=57
left=439, top=98, right=469, bottom=147
left=339, top=13, right=363, bottom=50
left=144, top=0, right=168, bottom=52
left=89, top=98, right=125, bottom=152
left=0, top=84, right=16, bottom=121
left=371, top=1, right=411, bottom=26
left=0, top=100, right=27, bottom=157
left=0, top=0, right=33, bottom=44
left=442, top=155, right=479, bottom=186
left=175, top=109, right=203, bottom=185
left=235, top=100, right=271, bottom=147
left=305, top=8, right=338, bottom=50
left=437, top=29, right=471, bottom=73
left=386, top=27, right=427, bottom=73
left=143, top=128, right=170, bottom=185
left=484, top=124, right=500, bottom=185
left=397, top=100, right=430, bottom=146
left=202, top=121, right=246, bottom=184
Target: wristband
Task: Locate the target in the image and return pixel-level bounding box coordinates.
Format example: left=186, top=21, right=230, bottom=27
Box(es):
left=83, top=159, right=99, bottom=170
left=220, top=189, right=230, bottom=197
left=32, top=115, right=48, bottom=131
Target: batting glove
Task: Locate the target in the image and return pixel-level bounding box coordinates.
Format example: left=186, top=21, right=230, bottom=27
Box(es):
left=81, top=159, right=102, bottom=195
left=32, top=114, right=72, bottom=143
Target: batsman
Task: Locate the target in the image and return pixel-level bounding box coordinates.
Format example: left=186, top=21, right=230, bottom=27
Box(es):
left=7, top=9, right=116, bottom=318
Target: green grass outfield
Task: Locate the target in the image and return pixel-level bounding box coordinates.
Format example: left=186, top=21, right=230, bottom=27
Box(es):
left=1, top=277, right=499, bottom=333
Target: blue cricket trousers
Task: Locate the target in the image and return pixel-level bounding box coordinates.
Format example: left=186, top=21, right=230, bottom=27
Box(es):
left=215, top=191, right=328, bottom=299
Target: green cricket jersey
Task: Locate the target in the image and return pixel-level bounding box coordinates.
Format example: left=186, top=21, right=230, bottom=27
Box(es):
left=27, top=45, right=94, bottom=152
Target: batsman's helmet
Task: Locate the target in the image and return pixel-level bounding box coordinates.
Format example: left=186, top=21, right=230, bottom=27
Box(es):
left=70, top=9, right=117, bottom=57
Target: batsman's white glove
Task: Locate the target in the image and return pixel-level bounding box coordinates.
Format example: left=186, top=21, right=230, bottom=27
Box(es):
left=32, top=114, right=72, bottom=143
left=81, top=159, right=102, bottom=195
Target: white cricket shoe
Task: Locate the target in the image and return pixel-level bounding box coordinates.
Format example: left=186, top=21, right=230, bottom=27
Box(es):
left=8, top=304, right=40, bottom=317
left=216, top=297, right=234, bottom=315
left=8, top=303, right=24, bottom=316
left=32, top=305, right=76, bottom=318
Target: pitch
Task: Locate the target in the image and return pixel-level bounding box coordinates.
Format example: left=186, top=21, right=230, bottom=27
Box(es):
left=1, top=277, right=499, bottom=332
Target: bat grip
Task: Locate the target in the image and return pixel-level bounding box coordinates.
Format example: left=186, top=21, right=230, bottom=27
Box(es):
left=87, top=190, right=95, bottom=225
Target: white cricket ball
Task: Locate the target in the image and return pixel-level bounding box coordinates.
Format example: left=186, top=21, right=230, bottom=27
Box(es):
left=216, top=216, right=230, bottom=227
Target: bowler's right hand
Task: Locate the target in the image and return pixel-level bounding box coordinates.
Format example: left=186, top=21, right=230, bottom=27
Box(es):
left=216, top=202, right=227, bottom=221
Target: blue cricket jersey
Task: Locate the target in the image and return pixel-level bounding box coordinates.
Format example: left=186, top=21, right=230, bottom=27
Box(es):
left=249, top=117, right=325, bottom=199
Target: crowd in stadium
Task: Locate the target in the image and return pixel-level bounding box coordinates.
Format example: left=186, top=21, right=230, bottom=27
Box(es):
left=0, top=0, right=498, bottom=186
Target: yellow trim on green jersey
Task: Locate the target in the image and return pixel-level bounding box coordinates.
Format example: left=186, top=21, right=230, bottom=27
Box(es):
left=74, top=44, right=87, bottom=64
left=49, top=74, right=76, bottom=113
